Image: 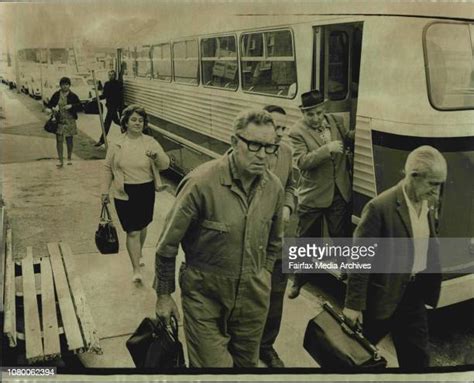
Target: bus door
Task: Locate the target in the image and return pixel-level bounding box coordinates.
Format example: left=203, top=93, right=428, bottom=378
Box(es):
left=312, top=22, right=362, bottom=130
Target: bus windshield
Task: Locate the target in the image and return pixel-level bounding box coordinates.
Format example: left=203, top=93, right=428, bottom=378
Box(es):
left=424, top=22, right=474, bottom=110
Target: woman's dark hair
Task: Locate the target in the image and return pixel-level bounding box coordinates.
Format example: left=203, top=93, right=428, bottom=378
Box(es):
left=59, top=77, right=71, bottom=86
left=120, top=104, right=150, bottom=135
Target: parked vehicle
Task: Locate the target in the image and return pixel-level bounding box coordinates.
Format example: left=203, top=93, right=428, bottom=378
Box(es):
left=118, top=7, right=474, bottom=307
left=42, top=74, right=94, bottom=106
left=27, top=71, right=42, bottom=99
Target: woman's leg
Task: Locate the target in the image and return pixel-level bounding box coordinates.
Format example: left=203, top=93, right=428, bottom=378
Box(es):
left=126, top=230, right=142, bottom=282
left=140, top=227, right=147, bottom=248
left=65, top=136, right=73, bottom=163
left=56, top=134, right=64, bottom=167
left=138, top=227, right=147, bottom=266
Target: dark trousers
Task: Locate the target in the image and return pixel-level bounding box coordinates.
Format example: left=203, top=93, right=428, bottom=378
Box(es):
left=260, top=260, right=288, bottom=353
left=293, top=188, right=350, bottom=287
left=98, top=106, right=121, bottom=143
left=363, top=279, right=430, bottom=370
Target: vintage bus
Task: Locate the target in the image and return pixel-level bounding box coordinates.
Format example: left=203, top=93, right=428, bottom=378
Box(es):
left=118, top=8, right=474, bottom=307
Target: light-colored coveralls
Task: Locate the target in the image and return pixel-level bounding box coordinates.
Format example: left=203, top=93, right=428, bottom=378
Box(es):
left=154, top=153, right=284, bottom=367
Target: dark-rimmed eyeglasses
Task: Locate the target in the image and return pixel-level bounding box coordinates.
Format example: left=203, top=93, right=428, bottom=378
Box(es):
left=236, top=134, right=279, bottom=154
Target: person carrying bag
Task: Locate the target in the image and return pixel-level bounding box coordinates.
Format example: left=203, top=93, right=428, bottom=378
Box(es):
left=95, top=202, right=119, bottom=254
left=43, top=110, right=59, bottom=134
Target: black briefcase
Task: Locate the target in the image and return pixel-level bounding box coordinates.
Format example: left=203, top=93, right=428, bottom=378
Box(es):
left=303, top=302, right=387, bottom=370
left=126, top=316, right=186, bottom=368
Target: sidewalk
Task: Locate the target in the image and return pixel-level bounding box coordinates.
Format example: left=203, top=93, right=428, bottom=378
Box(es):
left=0, top=86, right=88, bottom=164
left=1, top=157, right=321, bottom=368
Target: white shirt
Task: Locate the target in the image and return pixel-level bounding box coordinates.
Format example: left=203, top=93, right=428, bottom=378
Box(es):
left=403, top=185, right=430, bottom=274
left=119, top=136, right=153, bottom=184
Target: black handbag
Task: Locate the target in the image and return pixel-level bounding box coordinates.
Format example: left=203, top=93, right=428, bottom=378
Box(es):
left=44, top=112, right=59, bottom=134
left=126, top=316, right=186, bottom=368
left=95, top=203, right=119, bottom=254
left=303, top=302, right=387, bottom=370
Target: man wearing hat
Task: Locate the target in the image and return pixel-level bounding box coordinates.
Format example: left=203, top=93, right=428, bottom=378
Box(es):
left=288, top=90, right=354, bottom=298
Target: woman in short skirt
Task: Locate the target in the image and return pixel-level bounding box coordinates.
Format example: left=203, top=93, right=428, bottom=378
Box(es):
left=102, top=105, right=170, bottom=283
left=46, top=76, right=82, bottom=168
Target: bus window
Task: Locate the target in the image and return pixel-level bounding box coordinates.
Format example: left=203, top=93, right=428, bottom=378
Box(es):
left=425, top=22, right=474, bottom=110
left=173, top=39, right=199, bottom=85
left=151, top=43, right=171, bottom=82
left=201, top=35, right=238, bottom=90
left=328, top=31, right=349, bottom=101
left=121, top=48, right=136, bottom=77
left=241, top=30, right=297, bottom=98
left=136, top=46, right=152, bottom=78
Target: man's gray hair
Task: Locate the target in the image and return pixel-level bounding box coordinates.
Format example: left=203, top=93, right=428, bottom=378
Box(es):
left=404, top=145, right=447, bottom=177
left=233, top=109, right=274, bottom=135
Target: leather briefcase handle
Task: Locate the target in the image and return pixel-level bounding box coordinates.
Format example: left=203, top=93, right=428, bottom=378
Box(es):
left=322, top=302, right=382, bottom=361
left=156, top=315, right=179, bottom=341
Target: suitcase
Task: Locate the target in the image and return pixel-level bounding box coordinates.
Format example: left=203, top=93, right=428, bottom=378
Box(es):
left=303, top=302, right=387, bottom=370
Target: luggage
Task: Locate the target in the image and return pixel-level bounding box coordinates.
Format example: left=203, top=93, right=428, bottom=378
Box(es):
left=303, top=302, right=387, bottom=370
left=126, top=316, right=186, bottom=368
left=95, top=203, right=119, bottom=254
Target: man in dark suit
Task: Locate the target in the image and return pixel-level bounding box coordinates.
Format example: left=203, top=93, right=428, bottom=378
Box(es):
left=95, top=70, right=123, bottom=146
left=343, top=145, right=447, bottom=369
left=287, top=90, right=353, bottom=298
left=259, top=105, right=296, bottom=368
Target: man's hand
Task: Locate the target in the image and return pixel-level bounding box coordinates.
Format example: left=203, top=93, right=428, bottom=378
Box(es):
left=282, top=206, right=291, bottom=224
left=343, top=307, right=363, bottom=328
left=155, top=294, right=180, bottom=325
left=327, top=140, right=344, bottom=154
left=64, top=104, right=72, bottom=110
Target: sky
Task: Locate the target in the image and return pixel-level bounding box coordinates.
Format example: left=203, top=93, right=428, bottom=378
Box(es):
left=1, top=0, right=473, bottom=53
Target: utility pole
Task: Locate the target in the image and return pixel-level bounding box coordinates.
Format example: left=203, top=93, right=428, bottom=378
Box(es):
left=91, top=69, right=107, bottom=152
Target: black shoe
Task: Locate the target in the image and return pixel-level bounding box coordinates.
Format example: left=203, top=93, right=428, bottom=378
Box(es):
left=287, top=283, right=302, bottom=299
left=260, top=347, right=285, bottom=368
left=94, top=141, right=103, bottom=147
